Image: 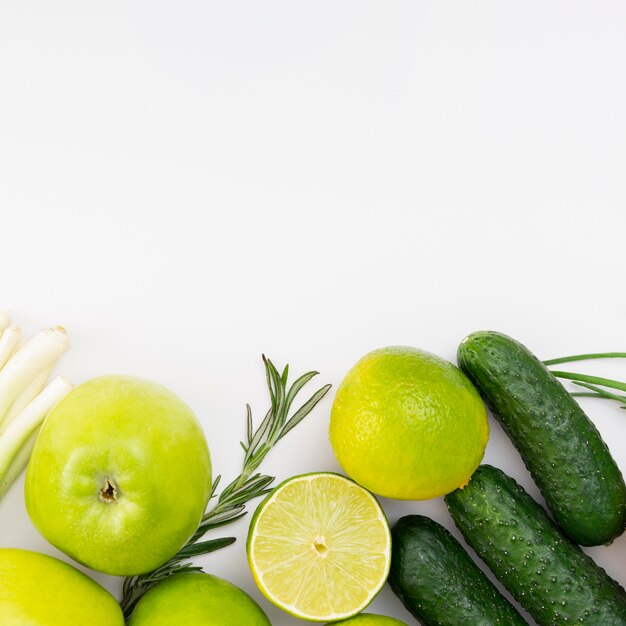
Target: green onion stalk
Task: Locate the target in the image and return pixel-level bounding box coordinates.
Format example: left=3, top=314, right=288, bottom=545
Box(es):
left=544, top=352, right=626, bottom=408
left=0, top=314, right=72, bottom=500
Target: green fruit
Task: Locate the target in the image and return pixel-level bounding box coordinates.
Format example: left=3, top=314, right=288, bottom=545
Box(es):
left=445, top=465, right=626, bottom=625
left=330, top=614, right=408, bottom=625
left=128, top=572, right=271, bottom=626
left=389, top=515, right=527, bottom=625
left=25, top=375, right=212, bottom=575
left=458, top=331, right=626, bottom=546
left=0, top=548, right=124, bottom=625
left=330, top=346, right=488, bottom=500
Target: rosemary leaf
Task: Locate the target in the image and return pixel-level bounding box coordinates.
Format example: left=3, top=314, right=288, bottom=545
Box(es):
left=246, top=404, right=253, bottom=445
left=281, top=364, right=289, bottom=386
left=208, top=475, right=221, bottom=500
left=284, top=371, right=320, bottom=415
left=176, top=537, right=236, bottom=559
left=245, top=409, right=273, bottom=465
left=281, top=384, right=333, bottom=439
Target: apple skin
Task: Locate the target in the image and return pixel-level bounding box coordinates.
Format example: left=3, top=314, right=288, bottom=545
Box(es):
left=128, top=572, right=271, bottom=626
left=25, top=375, right=211, bottom=576
left=0, top=548, right=124, bottom=625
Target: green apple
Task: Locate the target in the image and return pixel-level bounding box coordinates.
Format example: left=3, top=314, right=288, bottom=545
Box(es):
left=0, top=548, right=124, bottom=625
left=25, top=375, right=211, bottom=576
left=128, top=572, right=271, bottom=625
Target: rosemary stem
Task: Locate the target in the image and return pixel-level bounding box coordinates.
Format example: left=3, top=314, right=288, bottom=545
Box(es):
left=232, top=466, right=253, bottom=492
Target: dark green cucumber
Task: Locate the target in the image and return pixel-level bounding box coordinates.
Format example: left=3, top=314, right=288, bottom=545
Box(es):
left=388, top=515, right=528, bottom=626
left=446, top=465, right=626, bottom=626
left=458, top=330, right=626, bottom=546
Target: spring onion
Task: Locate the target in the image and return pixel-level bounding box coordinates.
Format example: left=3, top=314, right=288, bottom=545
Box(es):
left=0, top=327, right=21, bottom=370
left=0, top=311, right=10, bottom=334
left=544, top=352, right=626, bottom=409
left=0, top=326, right=69, bottom=430
left=0, top=313, right=71, bottom=501
left=1, top=364, right=55, bottom=433
left=0, top=377, right=73, bottom=499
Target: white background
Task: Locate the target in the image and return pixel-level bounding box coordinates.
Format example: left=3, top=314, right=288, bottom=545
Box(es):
left=1, top=1, right=626, bottom=624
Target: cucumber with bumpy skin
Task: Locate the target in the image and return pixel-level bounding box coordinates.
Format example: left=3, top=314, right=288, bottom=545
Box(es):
left=388, top=514, right=528, bottom=626
left=446, top=465, right=626, bottom=626
left=458, top=330, right=626, bottom=546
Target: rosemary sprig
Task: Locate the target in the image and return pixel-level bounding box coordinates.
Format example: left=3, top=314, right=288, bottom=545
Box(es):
left=120, top=356, right=331, bottom=620
left=544, top=352, right=626, bottom=409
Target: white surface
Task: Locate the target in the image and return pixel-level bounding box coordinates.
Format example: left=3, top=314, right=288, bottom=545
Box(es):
left=1, top=1, right=626, bottom=623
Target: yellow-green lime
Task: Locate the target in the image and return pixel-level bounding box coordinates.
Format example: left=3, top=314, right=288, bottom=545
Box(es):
left=330, top=614, right=409, bottom=625
left=330, top=346, right=488, bottom=500
left=128, top=572, right=270, bottom=626
left=247, top=472, right=391, bottom=622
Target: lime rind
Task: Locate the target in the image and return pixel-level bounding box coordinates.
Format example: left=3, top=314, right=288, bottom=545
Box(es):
left=329, top=346, right=489, bottom=500
left=247, top=472, right=391, bottom=622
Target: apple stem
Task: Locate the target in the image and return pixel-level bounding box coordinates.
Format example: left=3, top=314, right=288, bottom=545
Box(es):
left=100, top=478, right=118, bottom=503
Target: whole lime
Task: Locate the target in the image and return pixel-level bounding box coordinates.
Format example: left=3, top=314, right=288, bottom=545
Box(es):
left=128, top=572, right=271, bottom=626
left=25, top=375, right=212, bottom=575
left=330, top=346, right=488, bottom=500
left=0, top=548, right=124, bottom=625
left=330, top=614, right=408, bottom=626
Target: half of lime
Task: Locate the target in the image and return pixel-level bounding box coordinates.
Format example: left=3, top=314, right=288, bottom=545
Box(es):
left=247, top=472, right=391, bottom=622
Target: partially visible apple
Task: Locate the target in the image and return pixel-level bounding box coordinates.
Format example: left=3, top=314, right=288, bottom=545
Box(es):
left=25, top=375, right=211, bottom=576
left=128, top=572, right=271, bottom=625
left=0, top=548, right=124, bottom=625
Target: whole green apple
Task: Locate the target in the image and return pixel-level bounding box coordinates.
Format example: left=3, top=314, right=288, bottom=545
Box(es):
left=128, top=572, right=271, bottom=625
left=0, top=548, right=124, bottom=625
left=25, top=375, right=211, bottom=575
